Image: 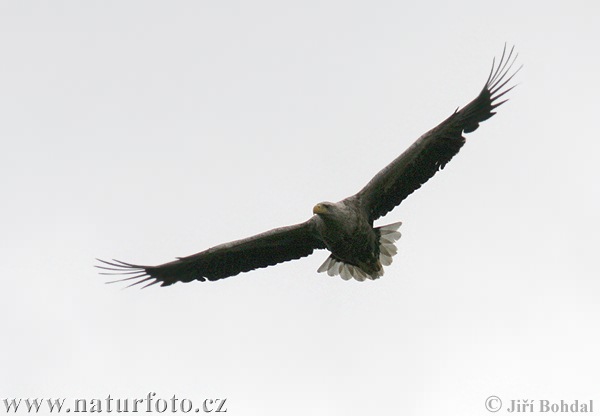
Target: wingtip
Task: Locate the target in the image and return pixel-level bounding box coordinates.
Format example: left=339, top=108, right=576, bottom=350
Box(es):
left=96, top=257, right=162, bottom=289
left=486, top=45, right=521, bottom=93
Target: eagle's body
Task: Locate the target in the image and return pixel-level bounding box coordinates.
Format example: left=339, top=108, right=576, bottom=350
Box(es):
left=313, top=199, right=385, bottom=279
left=97, top=46, right=520, bottom=287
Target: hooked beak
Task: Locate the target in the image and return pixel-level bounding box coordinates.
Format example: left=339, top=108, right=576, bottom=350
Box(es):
left=313, top=203, right=328, bottom=215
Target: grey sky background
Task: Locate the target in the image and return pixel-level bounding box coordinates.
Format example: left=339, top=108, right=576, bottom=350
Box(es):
left=1, top=1, right=599, bottom=415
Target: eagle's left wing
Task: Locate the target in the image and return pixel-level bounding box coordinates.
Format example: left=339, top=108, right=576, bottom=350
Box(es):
left=356, top=45, right=521, bottom=222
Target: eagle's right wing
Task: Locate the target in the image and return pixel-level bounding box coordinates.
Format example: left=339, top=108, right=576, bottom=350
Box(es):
left=97, top=217, right=326, bottom=287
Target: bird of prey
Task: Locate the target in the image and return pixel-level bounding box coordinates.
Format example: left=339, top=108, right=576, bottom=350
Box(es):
left=97, top=46, right=520, bottom=288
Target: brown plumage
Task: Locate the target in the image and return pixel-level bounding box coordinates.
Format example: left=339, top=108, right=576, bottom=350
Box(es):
left=97, top=45, right=520, bottom=287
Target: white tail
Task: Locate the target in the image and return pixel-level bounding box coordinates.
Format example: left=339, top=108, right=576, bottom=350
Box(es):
left=317, top=221, right=402, bottom=282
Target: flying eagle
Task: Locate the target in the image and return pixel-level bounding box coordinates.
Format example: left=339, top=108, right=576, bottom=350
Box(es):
left=97, top=46, right=520, bottom=287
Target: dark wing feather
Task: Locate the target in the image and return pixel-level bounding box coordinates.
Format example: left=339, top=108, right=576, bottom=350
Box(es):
left=356, top=45, right=521, bottom=222
left=96, top=218, right=326, bottom=287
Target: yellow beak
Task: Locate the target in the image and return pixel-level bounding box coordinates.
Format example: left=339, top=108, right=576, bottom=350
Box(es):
left=313, top=204, right=327, bottom=215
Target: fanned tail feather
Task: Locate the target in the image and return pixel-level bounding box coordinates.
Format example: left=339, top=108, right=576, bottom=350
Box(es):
left=317, top=221, right=402, bottom=282
left=378, top=221, right=402, bottom=266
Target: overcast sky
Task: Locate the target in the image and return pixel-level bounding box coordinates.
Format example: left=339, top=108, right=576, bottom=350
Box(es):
left=1, top=1, right=599, bottom=415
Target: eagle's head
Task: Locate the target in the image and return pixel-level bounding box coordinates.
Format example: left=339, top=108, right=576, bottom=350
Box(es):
left=312, top=201, right=335, bottom=216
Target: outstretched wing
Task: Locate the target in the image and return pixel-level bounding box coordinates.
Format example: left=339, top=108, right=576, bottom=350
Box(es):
left=356, top=45, right=521, bottom=222
left=97, top=218, right=326, bottom=287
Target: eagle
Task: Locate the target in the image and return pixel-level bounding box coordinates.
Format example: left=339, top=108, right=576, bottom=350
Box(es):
left=97, top=46, right=520, bottom=288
